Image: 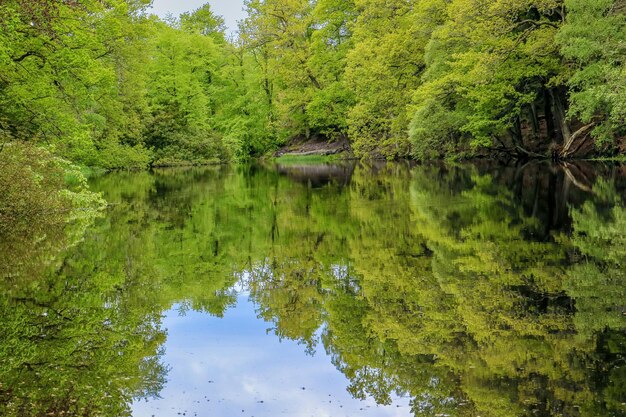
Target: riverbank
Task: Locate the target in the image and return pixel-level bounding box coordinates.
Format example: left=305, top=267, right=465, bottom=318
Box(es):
left=273, top=134, right=354, bottom=160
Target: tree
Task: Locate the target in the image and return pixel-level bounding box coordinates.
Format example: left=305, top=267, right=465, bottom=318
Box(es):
left=409, top=0, right=566, bottom=159
left=558, top=0, right=626, bottom=155
left=180, top=3, right=227, bottom=41
left=0, top=0, right=153, bottom=167
left=144, top=21, right=228, bottom=165
left=345, top=0, right=441, bottom=158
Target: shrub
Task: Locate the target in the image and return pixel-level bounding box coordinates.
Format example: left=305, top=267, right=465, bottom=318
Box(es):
left=0, top=142, right=105, bottom=280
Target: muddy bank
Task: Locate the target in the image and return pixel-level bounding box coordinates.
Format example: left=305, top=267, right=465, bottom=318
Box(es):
left=274, top=135, right=353, bottom=158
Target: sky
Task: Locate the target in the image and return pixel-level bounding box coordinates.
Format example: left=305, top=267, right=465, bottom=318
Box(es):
left=149, top=0, right=246, bottom=35
left=132, top=298, right=412, bottom=417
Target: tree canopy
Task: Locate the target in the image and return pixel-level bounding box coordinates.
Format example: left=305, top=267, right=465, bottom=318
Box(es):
left=0, top=0, right=624, bottom=166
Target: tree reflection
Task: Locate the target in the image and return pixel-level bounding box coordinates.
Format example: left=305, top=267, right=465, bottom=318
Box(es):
left=1, top=161, right=625, bottom=416
left=239, top=161, right=626, bottom=417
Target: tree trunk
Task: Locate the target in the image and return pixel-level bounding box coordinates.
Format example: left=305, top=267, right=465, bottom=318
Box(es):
left=529, top=103, right=540, bottom=137
left=508, top=115, right=523, bottom=147
left=560, top=123, right=595, bottom=158
left=550, top=88, right=571, bottom=144
left=543, top=88, right=556, bottom=142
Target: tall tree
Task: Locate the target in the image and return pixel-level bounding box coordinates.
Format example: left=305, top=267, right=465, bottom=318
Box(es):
left=409, top=0, right=566, bottom=159
left=558, top=0, right=626, bottom=155
left=346, top=0, right=441, bottom=158
left=144, top=17, right=228, bottom=165
left=0, top=0, right=153, bottom=167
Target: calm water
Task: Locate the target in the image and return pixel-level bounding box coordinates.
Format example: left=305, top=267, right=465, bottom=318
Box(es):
left=1, top=161, right=626, bottom=417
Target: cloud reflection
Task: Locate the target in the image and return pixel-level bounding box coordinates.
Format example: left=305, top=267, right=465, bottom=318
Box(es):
left=132, top=296, right=411, bottom=417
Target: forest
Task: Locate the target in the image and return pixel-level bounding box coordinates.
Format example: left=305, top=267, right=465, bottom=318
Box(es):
left=2, top=2, right=626, bottom=415
left=0, top=0, right=625, bottom=174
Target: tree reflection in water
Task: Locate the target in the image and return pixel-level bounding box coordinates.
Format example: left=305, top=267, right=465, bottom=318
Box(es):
left=1, top=161, right=625, bottom=417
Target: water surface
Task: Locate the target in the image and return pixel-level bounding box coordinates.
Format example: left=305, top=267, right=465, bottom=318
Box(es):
left=1, top=161, right=626, bottom=417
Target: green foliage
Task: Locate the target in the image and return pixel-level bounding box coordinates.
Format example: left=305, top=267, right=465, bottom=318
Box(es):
left=180, top=3, right=227, bottom=41
left=0, top=1, right=273, bottom=167
left=143, top=20, right=230, bottom=165
left=211, top=42, right=276, bottom=159
left=0, top=142, right=104, bottom=282
left=236, top=0, right=626, bottom=160
left=345, top=0, right=438, bottom=158
left=558, top=0, right=626, bottom=145
left=0, top=0, right=155, bottom=167
left=409, top=0, right=564, bottom=157
left=1, top=0, right=625, bottom=164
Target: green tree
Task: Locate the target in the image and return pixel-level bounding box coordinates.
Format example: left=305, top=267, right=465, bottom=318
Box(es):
left=144, top=20, right=228, bottom=165
left=558, top=0, right=626, bottom=154
left=345, top=0, right=441, bottom=158
left=409, top=0, right=565, bottom=159
left=0, top=0, right=153, bottom=168
left=0, top=143, right=104, bottom=281
left=180, top=3, right=227, bottom=41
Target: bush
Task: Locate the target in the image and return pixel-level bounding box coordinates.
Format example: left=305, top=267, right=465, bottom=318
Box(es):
left=0, top=142, right=105, bottom=280
left=96, top=140, right=153, bottom=170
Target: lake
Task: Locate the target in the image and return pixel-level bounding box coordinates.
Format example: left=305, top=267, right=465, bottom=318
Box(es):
left=1, top=161, right=625, bottom=417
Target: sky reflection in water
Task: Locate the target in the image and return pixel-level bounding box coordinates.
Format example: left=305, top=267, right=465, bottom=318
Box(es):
left=133, top=296, right=411, bottom=417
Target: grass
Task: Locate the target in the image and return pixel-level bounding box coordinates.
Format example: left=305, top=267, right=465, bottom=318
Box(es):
left=79, top=166, right=108, bottom=178
left=585, top=155, right=626, bottom=162
left=272, top=153, right=347, bottom=164
left=63, top=165, right=108, bottom=190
